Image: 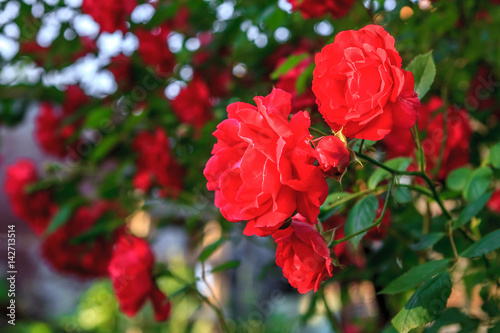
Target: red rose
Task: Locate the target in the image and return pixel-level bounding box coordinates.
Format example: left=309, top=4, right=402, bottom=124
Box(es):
left=384, top=96, right=472, bottom=179
left=132, top=128, right=184, bottom=197
left=63, top=85, right=89, bottom=115
left=136, top=24, right=176, bottom=78
left=109, top=234, right=171, bottom=322
left=171, top=76, right=213, bottom=128
left=108, top=54, right=133, bottom=90
left=272, top=216, right=333, bottom=293
left=35, top=103, right=77, bottom=158
left=41, top=201, right=123, bottom=278
left=315, top=135, right=350, bottom=177
left=275, top=53, right=316, bottom=113
left=466, top=66, right=498, bottom=112
left=204, top=89, right=328, bottom=237
left=3, top=159, right=57, bottom=235
left=81, top=0, right=136, bottom=33
left=289, top=0, right=356, bottom=19
left=313, top=25, right=420, bottom=140
left=487, top=190, right=500, bottom=214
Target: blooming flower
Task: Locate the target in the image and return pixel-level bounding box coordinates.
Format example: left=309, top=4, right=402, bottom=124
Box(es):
left=313, top=25, right=420, bottom=140
left=109, top=234, right=171, bottom=321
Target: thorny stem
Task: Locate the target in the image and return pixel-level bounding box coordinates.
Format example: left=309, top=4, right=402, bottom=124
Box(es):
left=167, top=270, right=229, bottom=332
left=333, top=176, right=395, bottom=244
left=321, top=290, right=342, bottom=332
left=356, top=152, right=453, bottom=221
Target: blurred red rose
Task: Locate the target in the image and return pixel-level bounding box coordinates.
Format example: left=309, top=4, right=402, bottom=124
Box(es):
left=275, top=53, right=316, bottom=113
left=171, top=76, right=213, bottom=128
left=41, top=201, right=123, bottom=278
left=313, top=25, right=420, bottom=140
left=62, top=85, right=89, bottom=115
left=136, top=24, right=176, bottom=78
left=384, top=96, right=472, bottom=179
left=109, top=234, right=171, bottom=321
left=108, top=54, right=133, bottom=89
left=289, top=0, right=355, bottom=19
left=204, top=89, right=328, bottom=237
left=4, top=159, right=58, bottom=235
left=487, top=190, right=500, bottom=214
left=35, top=103, right=77, bottom=158
left=273, top=216, right=333, bottom=293
left=132, top=128, right=184, bottom=197
left=466, top=65, right=498, bottom=112
left=315, top=135, right=350, bottom=178
left=81, top=0, right=136, bottom=33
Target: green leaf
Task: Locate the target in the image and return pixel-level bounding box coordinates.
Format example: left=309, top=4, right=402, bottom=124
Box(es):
left=446, top=167, right=472, bottom=192
left=461, top=229, right=500, bottom=258
left=88, top=135, right=120, bottom=163
left=344, top=194, right=379, bottom=248
left=380, top=259, right=451, bottom=295
left=84, top=107, right=112, bottom=129
left=211, top=260, right=240, bottom=273
left=410, top=232, right=445, bottom=251
left=295, top=62, right=315, bottom=95
left=392, top=272, right=452, bottom=333
left=406, top=51, right=436, bottom=99
left=463, top=167, right=492, bottom=202
left=489, top=142, right=500, bottom=169
left=199, top=237, right=226, bottom=262
left=270, top=53, right=308, bottom=80
left=453, top=191, right=492, bottom=229
left=45, top=198, right=85, bottom=235
left=367, top=157, right=412, bottom=189
left=395, top=186, right=412, bottom=204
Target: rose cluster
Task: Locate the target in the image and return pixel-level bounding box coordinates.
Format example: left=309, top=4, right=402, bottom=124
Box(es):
left=205, top=25, right=418, bottom=293
left=3, top=159, right=172, bottom=321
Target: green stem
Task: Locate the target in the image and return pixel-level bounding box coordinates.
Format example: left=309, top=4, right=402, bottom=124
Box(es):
left=333, top=176, right=395, bottom=244
left=310, top=127, right=330, bottom=137
left=357, top=152, right=453, bottom=220
left=411, top=123, right=426, bottom=173
left=323, top=186, right=388, bottom=210
left=321, top=290, right=342, bottom=332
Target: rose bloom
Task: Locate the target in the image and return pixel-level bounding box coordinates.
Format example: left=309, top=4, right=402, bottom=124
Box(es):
left=136, top=24, right=176, bottom=78
left=275, top=53, right=317, bottom=113
left=109, top=234, right=171, bottom=322
left=273, top=216, right=333, bottom=293
left=289, top=0, right=355, bottom=19
left=35, top=103, right=77, bottom=158
left=314, top=135, right=351, bottom=178
left=41, top=201, right=123, bottom=278
left=132, top=128, right=184, bottom=197
left=313, top=25, right=420, bottom=140
left=384, top=96, right=472, bottom=179
left=171, top=76, right=213, bottom=129
left=467, top=65, right=498, bottom=111
left=62, top=85, right=89, bottom=115
left=81, top=0, right=136, bottom=33
left=4, top=159, right=58, bottom=235
left=204, top=89, right=328, bottom=237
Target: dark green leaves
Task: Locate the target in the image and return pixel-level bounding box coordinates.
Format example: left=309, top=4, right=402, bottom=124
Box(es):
left=410, top=232, right=445, bottom=251
left=453, top=191, right=492, bottom=229
left=211, top=260, right=240, bottom=273
left=489, top=142, right=500, bottom=169
left=406, top=51, right=436, bottom=99
left=380, top=259, right=451, bottom=295
left=367, top=157, right=412, bottom=189
left=446, top=167, right=473, bottom=192
left=392, top=272, right=452, bottom=333
left=461, top=230, right=500, bottom=258
left=344, top=194, right=378, bottom=248
left=463, top=167, right=492, bottom=202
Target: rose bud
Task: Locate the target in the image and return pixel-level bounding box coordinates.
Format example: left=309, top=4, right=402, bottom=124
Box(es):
left=315, top=135, right=350, bottom=177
